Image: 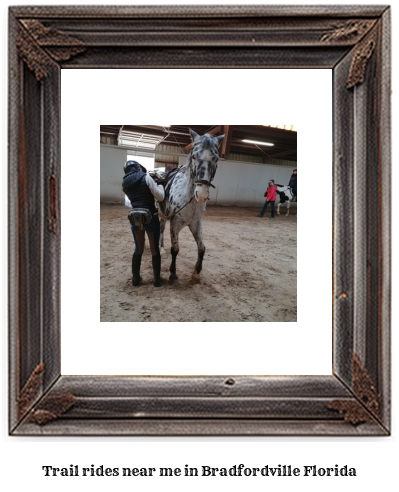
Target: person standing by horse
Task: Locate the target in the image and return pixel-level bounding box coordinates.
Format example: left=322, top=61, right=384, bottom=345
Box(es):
left=122, top=160, right=165, bottom=287
left=288, top=169, right=297, bottom=200
left=258, top=179, right=284, bottom=218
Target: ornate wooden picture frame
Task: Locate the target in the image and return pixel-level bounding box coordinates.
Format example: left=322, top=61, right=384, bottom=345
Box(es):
left=9, top=5, right=391, bottom=435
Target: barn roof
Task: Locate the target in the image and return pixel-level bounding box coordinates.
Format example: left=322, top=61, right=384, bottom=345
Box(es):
left=100, top=125, right=297, bottom=162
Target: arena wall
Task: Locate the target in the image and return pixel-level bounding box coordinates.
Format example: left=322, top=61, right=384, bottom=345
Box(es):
left=100, top=145, right=128, bottom=203
left=100, top=144, right=296, bottom=207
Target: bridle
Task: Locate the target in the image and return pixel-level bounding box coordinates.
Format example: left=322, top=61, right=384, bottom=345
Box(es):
left=194, top=179, right=216, bottom=189
left=191, top=151, right=218, bottom=190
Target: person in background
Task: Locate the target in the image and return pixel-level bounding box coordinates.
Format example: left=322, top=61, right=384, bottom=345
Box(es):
left=258, top=179, right=283, bottom=218
left=288, top=169, right=297, bottom=200
left=122, top=160, right=165, bottom=287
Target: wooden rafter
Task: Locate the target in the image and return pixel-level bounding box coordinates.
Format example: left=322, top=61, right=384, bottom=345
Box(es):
left=219, top=125, right=234, bottom=159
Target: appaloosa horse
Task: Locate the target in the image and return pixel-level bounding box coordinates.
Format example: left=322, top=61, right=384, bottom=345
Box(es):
left=158, top=129, right=224, bottom=282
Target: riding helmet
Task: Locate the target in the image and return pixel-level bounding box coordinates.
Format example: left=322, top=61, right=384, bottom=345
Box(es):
left=124, top=160, right=147, bottom=174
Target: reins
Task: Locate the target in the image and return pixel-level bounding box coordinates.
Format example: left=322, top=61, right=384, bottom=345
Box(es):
left=160, top=196, right=194, bottom=220
left=158, top=167, right=195, bottom=220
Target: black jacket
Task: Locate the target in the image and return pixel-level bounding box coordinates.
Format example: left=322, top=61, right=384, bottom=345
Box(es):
left=122, top=170, right=157, bottom=214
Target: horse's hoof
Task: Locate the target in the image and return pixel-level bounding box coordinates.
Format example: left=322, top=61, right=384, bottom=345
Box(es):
left=169, top=273, right=178, bottom=281
left=190, top=271, right=201, bottom=284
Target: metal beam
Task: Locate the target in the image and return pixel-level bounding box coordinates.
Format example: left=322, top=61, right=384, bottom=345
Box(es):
left=267, top=149, right=297, bottom=159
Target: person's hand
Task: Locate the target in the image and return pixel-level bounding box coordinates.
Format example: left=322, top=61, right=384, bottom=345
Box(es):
left=150, top=172, right=162, bottom=185
left=156, top=172, right=166, bottom=183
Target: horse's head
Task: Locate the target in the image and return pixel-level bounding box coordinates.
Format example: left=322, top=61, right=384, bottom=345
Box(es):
left=189, top=129, right=224, bottom=203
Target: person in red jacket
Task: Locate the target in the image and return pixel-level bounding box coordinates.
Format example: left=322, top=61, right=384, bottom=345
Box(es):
left=258, top=179, right=283, bottom=218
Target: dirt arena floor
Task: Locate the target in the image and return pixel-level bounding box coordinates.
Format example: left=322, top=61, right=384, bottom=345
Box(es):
left=101, top=204, right=297, bottom=322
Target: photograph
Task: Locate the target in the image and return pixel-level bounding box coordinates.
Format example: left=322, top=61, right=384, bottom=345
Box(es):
left=100, top=125, right=298, bottom=322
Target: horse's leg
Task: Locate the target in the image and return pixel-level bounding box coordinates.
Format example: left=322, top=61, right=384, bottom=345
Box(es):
left=159, top=218, right=166, bottom=255
left=189, top=220, right=205, bottom=283
left=169, top=219, right=184, bottom=280
left=286, top=200, right=290, bottom=216
left=277, top=203, right=281, bottom=216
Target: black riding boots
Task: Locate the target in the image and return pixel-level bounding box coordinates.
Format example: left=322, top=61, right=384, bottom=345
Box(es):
left=132, top=252, right=162, bottom=287
left=132, top=253, right=142, bottom=286
left=152, top=253, right=162, bottom=287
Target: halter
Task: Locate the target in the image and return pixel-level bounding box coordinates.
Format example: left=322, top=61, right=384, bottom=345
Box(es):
left=191, top=149, right=218, bottom=189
